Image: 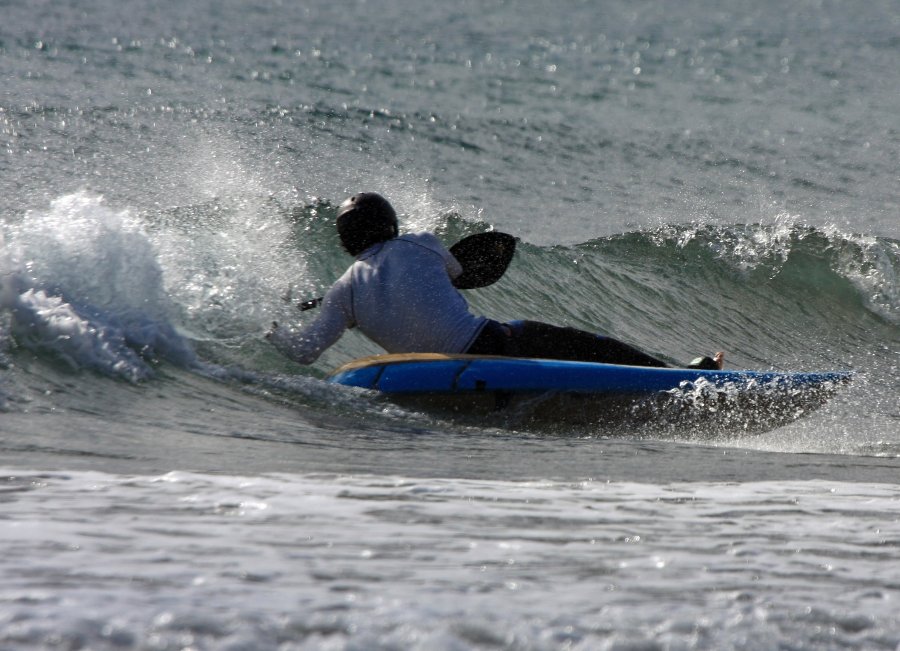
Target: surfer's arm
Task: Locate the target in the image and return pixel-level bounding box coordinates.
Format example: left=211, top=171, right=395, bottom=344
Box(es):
left=267, top=285, right=354, bottom=365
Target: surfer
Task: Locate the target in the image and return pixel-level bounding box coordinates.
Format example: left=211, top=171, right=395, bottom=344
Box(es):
left=267, top=192, right=724, bottom=370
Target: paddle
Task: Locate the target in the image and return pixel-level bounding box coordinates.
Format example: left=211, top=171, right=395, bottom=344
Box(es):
left=295, top=231, right=516, bottom=311
left=449, top=231, right=517, bottom=289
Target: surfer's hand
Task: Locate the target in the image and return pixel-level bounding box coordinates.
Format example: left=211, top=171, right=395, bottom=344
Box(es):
left=265, top=321, right=279, bottom=340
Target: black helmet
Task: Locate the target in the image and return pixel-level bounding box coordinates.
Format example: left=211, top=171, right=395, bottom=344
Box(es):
left=336, top=192, right=399, bottom=255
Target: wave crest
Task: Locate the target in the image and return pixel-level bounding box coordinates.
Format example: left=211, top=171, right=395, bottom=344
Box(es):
left=1, top=192, right=195, bottom=381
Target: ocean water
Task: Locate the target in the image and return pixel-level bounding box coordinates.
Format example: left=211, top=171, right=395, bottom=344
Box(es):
left=1, top=0, right=899, bottom=649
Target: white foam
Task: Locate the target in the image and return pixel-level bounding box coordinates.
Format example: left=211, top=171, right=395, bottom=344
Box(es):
left=1, top=192, right=195, bottom=381
left=1, top=469, right=898, bottom=650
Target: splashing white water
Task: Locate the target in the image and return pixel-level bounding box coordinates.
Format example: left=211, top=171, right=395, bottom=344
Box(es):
left=0, top=192, right=195, bottom=380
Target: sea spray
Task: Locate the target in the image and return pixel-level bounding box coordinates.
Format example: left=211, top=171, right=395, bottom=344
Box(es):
left=0, top=192, right=194, bottom=380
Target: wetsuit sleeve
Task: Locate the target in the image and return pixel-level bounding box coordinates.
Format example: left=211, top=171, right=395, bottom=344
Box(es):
left=268, top=281, right=354, bottom=365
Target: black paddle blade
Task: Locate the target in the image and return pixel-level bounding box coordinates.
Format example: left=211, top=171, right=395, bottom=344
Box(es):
left=450, top=231, right=517, bottom=290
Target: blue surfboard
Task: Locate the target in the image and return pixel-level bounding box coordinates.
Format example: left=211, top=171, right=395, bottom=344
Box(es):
left=328, top=354, right=852, bottom=434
